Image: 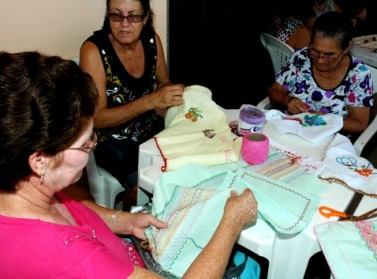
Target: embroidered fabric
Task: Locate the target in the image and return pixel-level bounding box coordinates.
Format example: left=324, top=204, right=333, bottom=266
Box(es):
left=266, top=109, right=343, bottom=143
left=145, top=162, right=322, bottom=277
left=314, top=219, right=377, bottom=278
left=318, top=133, right=377, bottom=197
left=153, top=85, right=241, bottom=172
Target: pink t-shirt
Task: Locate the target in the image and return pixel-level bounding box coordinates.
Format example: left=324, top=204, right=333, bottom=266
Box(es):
left=0, top=192, right=145, bottom=278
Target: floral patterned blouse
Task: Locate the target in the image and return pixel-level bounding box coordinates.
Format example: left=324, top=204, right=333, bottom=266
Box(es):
left=276, top=47, right=374, bottom=117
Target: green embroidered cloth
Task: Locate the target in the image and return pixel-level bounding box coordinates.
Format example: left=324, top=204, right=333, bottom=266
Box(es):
left=315, top=220, right=377, bottom=278
left=146, top=162, right=323, bottom=277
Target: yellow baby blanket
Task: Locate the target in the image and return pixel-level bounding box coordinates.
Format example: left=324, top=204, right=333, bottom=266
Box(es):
left=153, top=85, right=242, bottom=171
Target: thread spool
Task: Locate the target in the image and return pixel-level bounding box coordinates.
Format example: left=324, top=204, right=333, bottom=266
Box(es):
left=241, top=133, right=269, bottom=165
left=237, top=107, right=266, bottom=136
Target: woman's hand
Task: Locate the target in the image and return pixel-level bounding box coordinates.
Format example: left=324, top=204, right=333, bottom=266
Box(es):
left=223, top=188, right=258, bottom=229
left=152, top=84, right=185, bottom=109
left=287, top=97, right=308, bottom=114
left=127, top=212, right=168, bottom=240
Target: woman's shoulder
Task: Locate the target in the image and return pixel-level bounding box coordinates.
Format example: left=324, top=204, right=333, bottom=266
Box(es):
left=350, top=56, right=372, bottom=74
left=286, top=48, right=311, bottom=72
left=291, top=47, right=310, bottom=59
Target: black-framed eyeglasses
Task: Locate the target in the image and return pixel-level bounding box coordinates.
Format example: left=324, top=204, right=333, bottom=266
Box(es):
left=308, top=47, right=344, bottom=62
left=67, top=131, right=98, bottom=153
left=108, top=13, right=145, bottom=23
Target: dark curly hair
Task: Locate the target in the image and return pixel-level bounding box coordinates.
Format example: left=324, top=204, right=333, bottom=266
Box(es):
left=0, top=51, right=99, bottom=191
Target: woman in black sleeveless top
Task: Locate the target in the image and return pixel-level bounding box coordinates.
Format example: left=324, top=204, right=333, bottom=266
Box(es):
left=80, top=0, right=185, bottom=193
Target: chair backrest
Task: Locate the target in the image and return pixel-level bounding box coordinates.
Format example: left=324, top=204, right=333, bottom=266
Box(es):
left=259, top=32, right=295, bottom=75
left=72, top=56, right=124, bottom=208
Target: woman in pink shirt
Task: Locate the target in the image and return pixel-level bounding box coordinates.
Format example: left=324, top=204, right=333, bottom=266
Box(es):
left=0, top=51, right=258, bottom=278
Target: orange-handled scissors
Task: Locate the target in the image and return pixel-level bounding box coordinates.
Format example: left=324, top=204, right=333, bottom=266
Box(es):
left=319, top=206, right=377, bottom=221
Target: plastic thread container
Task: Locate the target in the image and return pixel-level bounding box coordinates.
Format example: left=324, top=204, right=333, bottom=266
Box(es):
left=237, top=107, right=266, bottom=135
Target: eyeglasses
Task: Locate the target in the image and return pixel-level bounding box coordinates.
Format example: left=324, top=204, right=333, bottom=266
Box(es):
left=67, top=132, right=98, bottom=153
left=308, top=47, right=343, bottom=62
left=108, top=13, right=145, bottom=23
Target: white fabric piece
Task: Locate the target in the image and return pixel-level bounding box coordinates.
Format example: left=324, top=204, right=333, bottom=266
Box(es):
left=266, top=110, right=343, bottom=143
left=318, top=133, right=377, bottom=197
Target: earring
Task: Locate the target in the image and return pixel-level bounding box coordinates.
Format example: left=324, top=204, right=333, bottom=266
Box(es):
left=40, top=170, right=45, bottom=185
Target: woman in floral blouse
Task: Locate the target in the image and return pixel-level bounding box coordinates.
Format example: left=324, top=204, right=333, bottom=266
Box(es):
left=268, top=11, right=373, bottom=137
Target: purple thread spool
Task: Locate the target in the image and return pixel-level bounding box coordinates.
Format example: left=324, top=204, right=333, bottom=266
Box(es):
left=237, top=107, right=266, bottom=136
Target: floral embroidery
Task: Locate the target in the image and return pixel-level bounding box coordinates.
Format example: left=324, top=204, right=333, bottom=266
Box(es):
left=355, top=221, right=377, bottom=257
left=302, top=114, right=327, bottom=126
left=336, top=157, right=377, bottom=177
left=185, top=107, right=203, bottom=122
left=283, top=114, right=327, bottom=127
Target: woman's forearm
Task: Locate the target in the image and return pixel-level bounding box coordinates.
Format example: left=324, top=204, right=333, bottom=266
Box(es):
left=182, top=217, right=242, bottom=279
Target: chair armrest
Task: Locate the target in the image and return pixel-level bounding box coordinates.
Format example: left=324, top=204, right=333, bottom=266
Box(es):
left=353, top=115, right=377, bottom=156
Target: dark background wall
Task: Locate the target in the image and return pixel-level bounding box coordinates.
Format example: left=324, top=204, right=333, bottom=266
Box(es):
left=167, top=1, right=276, bottom=109
left=167, top=0, right=377, bottom=109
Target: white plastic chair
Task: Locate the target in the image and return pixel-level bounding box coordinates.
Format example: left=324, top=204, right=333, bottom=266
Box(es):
left=259, top=32, right=294, bottom=76
left=86, top=152, right=124, bottom=209
left=258, top=33, right=295, bottom=110
left=72, top=57, right=124, bottom=208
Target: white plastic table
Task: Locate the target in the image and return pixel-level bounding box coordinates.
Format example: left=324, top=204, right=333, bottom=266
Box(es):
left=137, top=107, right=358, bottom=279
left=353, top=195, right=377, bottom=217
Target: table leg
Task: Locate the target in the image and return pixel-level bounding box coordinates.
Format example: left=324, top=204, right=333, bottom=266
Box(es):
left=267, top=231, right=321, bottom=279
left=137, top=186, right=152, bottom=205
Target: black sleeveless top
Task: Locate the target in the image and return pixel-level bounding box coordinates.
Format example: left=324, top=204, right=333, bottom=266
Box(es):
left=86, top=29, right=162, bottom=143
